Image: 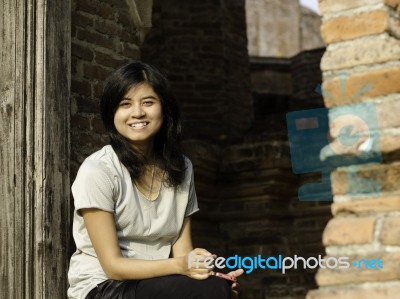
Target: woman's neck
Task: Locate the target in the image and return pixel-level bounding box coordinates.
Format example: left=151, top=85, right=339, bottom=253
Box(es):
left=131, top=141, right=155, bottom=161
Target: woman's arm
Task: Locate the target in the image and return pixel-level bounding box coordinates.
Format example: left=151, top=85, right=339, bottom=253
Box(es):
left=171, top=217, right=194, bottom=257
left=82, top=208, right=213, bottom=281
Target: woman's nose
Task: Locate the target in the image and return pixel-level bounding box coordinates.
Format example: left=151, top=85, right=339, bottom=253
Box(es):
left=130, top=104, right=145, bottom=117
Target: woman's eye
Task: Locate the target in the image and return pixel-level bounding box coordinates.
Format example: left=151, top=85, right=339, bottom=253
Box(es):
left=143, top=101, right=154, bottom=106
left=120, top=101, right=130, bottom=107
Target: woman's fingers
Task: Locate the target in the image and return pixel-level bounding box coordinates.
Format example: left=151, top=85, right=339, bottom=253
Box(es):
left=187, top=265, right=213, bottom=280
left=227, top=268, right=244, bottom=278
left=184, top=248, right=217, bottom=280
left=228, top=269, right=243, bottom=297
left=187, top=248, right=216, bottom=271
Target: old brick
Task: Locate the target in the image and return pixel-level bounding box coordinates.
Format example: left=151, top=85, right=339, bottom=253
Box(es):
left=76, top=28, right=115, bottom=50
left=94, top=19, right=120, bottom=36
left=321, top=10, right=390, bottom=44
left=380, top=133, right=400, bottom=156
left=71, top=114, right=91, bottom=131
left=325, top=98, right=400, bottom=137
left=307, top=285, right=400, bottom=299
left=322, top=67, right=400, bottom=106
left=72, top=11, right=94, bottom=28
left=121, top=43, right=140, bottom=59
left=71, top=79, right=91, bottom=97
left=75, top=0, right=97, bottom=15
left=71, top=42, right=94, bottom=61
left=93, top=82, right=105, bottom=98
left=331, top=163, right=400, bottom=195
left=315, top=252, right=400, bottom=286
left=322, top=217, right=375, bottom=245
left=377, top=98, right=400, bottom=129
left=97, top=5, right=116, bottom=21
left=118, top=9, right=134, bottom=28
left=332, top=194, right=400, bottom=215
left=321, top=35, right=400, bottom=72
left=77, top=132, right=107, bottom=148
left=94, top=51, right=128, bottom=69
left=91, top=117, right=107, bottom=134
left=83, top=64, right=111, bottom=81
left=379, top=217, right=400, bottom=245
left=319, top=0, right=400, bottom=14
left=76, top=96, right=99, bottom=114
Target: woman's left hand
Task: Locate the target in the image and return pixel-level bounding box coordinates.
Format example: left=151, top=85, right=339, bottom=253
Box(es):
left=227, top=269, right=244, bottom=298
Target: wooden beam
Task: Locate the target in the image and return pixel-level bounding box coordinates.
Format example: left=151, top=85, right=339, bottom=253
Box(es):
left=0, top=0, right=71, bottom=298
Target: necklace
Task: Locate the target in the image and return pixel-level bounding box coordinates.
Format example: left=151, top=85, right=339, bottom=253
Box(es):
left=136, top=164, right=164, bottom=201
left=147, top=164, right=156, bottom=200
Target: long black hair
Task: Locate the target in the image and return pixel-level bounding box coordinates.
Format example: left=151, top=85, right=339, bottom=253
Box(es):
left=101, top=61, right=186, bottom=187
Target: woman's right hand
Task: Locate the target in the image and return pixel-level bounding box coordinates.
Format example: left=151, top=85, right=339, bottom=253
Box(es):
left=180, top=248, right=216, bottom=280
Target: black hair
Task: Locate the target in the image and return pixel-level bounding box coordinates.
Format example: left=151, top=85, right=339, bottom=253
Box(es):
left=100, top=61, right=186, bottom=187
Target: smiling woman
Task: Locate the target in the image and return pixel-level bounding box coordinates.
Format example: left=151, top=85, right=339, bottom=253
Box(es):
left=114, top=83, right=164, bottom=155
left=67, top=61, right=242, bottom=299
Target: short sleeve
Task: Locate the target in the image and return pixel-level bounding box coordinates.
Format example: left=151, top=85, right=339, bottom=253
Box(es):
left=72, top=159, right=116, bottom=214
left=185, top=160, right=200, bottom=217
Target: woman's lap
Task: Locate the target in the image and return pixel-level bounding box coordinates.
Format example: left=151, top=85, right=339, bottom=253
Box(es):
left=87, top=275, right=231, bottom=299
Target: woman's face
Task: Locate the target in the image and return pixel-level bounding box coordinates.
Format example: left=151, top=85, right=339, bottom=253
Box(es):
left=114, top=82, right=163, bottom=152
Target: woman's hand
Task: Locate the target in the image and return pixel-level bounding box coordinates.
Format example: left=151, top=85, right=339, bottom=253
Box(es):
left=227, top=269, right=244, bottom=298
left=180, top=248, right=216, bottom=280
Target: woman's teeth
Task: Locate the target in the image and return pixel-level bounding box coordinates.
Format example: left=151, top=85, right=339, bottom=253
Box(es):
left=130, top=122, right=147, bottom=128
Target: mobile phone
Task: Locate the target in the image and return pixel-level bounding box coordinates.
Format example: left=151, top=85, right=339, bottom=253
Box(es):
left=213, top=272, right=237, bottom=283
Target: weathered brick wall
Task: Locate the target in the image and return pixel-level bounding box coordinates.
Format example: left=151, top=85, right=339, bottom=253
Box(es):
left=141, top=0, right=253, bottom=142
left=219, top=50, right=330, bottom=299
left=71, top=0, right=141, bottom=177
left=308, top=0, right=400, bottom=298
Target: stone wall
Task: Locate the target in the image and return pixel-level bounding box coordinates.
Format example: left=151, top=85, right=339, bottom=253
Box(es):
left=246, top=0, right=324, bottom=57
left=307, top=0, right=400, bottom=298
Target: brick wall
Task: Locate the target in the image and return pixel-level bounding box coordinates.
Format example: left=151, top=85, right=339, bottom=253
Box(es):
left=218, top=50, right=330, bottom=299
left=141, top=0, right=253, bottom=142
left=71, top=0, right=141, bottom=178
left=307, top=0, right=400, bottom=298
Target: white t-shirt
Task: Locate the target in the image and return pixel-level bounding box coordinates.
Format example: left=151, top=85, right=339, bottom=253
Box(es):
left=67, top=145, right=199, bottom=299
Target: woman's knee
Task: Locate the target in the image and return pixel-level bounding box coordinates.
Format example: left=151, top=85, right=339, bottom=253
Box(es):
left=196, top=276, right=231, bottom=299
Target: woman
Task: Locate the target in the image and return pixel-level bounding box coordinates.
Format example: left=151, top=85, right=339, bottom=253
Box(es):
left=68, top=61, right=242, bottom=299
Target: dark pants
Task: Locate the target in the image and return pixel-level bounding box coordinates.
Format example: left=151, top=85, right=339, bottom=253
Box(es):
left=86, top=275, right=232, bottom=299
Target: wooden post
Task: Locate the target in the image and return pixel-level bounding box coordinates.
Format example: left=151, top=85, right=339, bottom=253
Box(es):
left=0, top=0, right=71, bottom=298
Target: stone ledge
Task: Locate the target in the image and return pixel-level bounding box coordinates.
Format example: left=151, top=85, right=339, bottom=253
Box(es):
left=331, top=162, right=400, bottom=195
left=322, top=65, right=400, bottom=105
left=323, top=217, right=376, bottom=245
left=321, top=35, right=400, bottom=72
left=332, top=194, right=400, bottom=215
left=321, top=10, right=398, bottom=44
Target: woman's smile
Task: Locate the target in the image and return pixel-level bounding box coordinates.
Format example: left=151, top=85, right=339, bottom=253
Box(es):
left=114, top=82, right=163, bottom=153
